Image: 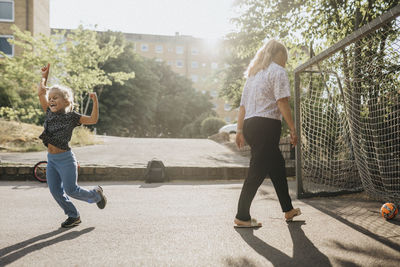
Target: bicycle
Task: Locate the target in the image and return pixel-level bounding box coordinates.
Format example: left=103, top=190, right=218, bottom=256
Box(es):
left=33, top=161, right=47, bottom=183
left=33, top=161, right=81, bottom=183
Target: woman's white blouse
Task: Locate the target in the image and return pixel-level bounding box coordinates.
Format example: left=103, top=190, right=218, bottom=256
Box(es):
left=240, top=62, right=291, bottom=121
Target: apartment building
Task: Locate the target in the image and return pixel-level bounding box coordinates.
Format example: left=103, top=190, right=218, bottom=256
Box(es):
left=0, top=0, right=49, bottom=57
left=124, top=32, right=238, bottom=123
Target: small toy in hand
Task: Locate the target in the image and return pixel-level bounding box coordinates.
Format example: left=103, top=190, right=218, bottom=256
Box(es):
left=380, top=202, right=398, bottom=220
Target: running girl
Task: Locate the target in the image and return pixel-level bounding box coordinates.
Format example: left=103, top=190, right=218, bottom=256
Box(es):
left=38, top=63, right=107, bottom=228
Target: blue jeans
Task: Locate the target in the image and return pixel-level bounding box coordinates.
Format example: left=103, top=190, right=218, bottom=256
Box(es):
left=46, top=150, right=101, bottom=218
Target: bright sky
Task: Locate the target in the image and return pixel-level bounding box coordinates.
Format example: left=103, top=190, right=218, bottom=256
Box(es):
left=50, top=0, right=237, bottom=39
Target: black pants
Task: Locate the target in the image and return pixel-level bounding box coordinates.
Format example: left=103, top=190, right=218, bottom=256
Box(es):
left=236, top=117, right=293, bottom=221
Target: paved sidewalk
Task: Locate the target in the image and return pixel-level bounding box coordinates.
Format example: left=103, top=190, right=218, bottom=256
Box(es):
left=0, top=136, right=249, bottom=167
left=0, top=180, right=399, bottom=266
left=0, top=136, right=254, bottom=181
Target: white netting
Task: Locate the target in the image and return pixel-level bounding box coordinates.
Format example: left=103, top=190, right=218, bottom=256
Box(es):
left=297, top=12, right=400, bottom=202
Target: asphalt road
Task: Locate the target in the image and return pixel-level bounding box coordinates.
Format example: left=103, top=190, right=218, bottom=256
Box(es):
left=1, top=180, right=399, bottom=267
left=0, top=136, right=249, bottom=167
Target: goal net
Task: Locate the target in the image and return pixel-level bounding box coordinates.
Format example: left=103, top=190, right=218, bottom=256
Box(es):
left=294, top=6, right=400, bottom=203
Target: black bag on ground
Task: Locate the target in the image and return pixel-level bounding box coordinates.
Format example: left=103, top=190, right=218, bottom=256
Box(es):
left=145, top=160, right=166, bottom=183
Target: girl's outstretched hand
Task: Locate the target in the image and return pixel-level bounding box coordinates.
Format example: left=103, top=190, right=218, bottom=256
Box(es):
left=38, top=79, right=46, bottom=95
left=89, top=92, right=98, bottom=100
left=41, top=63, right=50, bottom=85
left=79, top=92, right=99, bottom=125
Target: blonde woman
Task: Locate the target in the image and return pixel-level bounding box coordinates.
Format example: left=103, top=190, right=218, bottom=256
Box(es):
left=234, top=40, right=301, bottom=228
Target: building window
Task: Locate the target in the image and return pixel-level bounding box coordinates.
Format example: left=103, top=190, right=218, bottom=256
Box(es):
left=212, top=103, right=218, bottom=109
left=225, top=117, right=231, bottom=123
left=167, top=60, right=173, bottom=66
left=0, top=35, right=14, bottom=57
left=168, top=47, right=173, bottom=52
left=0, top=0, right=14, bottom=22
left=210, top=90, right=218, bottom=98
left=155, top=45, right=163, bottom=53
left=211, top=62, right=218, bottom=69
left=191, top=75, right=198, bottom=83
left=224, top=103, right=231, bottom=111
left=191, top=48, right=199, bottom=55
left=176, top=46, right=184, bottom=54
left=202, top=63, right=207, bottom=67
left=155, top=58, right=163, bottom=63
left=176, top=60, right=184, bottom=68
left=191, top=61, right=199, bottom=68
left=141, top=44, right=149, bottom=52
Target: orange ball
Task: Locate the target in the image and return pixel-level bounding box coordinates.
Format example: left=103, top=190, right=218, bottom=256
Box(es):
left=381, top=203, right=398, bottom=220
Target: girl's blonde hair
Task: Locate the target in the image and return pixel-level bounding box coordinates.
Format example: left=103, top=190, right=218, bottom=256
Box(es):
left=245, top=39, right=288, bottom=77
left=48, top=85, right=75, bottom=112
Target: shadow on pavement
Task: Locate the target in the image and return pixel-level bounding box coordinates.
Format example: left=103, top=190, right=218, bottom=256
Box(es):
left=230, top=221, right=331, bottom=267
left=224, top=257, right=258, bottom=267
left=0, top=182, right=47, bottom=189
left=137, top=181, right=244, bottom=188
left=11, top=184, right=47, bottom=190
left=328, top=239, right=400, bottom=266
left=0, top=227, right=94, bottom=266
left=139, top=184, right=163, bottom=188
left=302, top=197, right=400, bottom=252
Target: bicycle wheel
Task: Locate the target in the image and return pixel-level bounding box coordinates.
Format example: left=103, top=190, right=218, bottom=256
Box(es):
left=33, top=161, right=48, bottom=183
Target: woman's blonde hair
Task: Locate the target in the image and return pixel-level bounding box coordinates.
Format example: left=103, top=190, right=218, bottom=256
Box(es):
left=245, top=39, right=288, bottom=77
left=48, top=85, right=75, bottom=112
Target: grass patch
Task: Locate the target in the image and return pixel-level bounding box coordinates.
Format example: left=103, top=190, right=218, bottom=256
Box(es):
left=0, top=119, right=43, bottom=152
left=0, top=119, right=101, bottom=152
left=70, top=126, right=99, bottom=147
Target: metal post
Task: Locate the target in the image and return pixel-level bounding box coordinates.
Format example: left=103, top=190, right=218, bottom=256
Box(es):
left=294, top=71, right=304, bottom=198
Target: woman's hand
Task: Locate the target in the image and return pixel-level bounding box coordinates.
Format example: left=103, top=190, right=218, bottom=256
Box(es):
left=236, top=132, right=245, bottom=149
left=290, top=129, right=298, bottom=147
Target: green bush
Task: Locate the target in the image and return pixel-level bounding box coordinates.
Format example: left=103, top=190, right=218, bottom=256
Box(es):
left=70, top=126, right=98, bottom=147
left=201, top=117, right=226, bottom=137
left=181, top=123, right=195, bottom=138
left=0, top=106, right=43, bottom=125
left=181, top=112, right=210, bottom=138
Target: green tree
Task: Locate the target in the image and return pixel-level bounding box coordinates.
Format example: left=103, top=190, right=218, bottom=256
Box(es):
left=221, top=0, right=398, bottom=139
left=94, top=31, right=159, bottom=136
left=0, top=25, right=134, bottom=124
left=148, top=60, right=214, bottom=137
left=221, top=0, right=398, bottom=106
left=95, top=31, right=214, bottom=137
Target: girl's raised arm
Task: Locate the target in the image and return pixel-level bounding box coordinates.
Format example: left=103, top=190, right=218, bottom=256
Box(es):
left=80, top=92, right=99, bottom=125
left=38, top=64, right=50, bottom=112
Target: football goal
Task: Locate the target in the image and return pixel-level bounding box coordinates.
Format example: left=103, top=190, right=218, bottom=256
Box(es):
left=294, top=5, right=400, bottom=202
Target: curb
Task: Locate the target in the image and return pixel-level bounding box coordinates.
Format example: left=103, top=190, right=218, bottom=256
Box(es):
left=0, top=164, right=295, bottom=182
